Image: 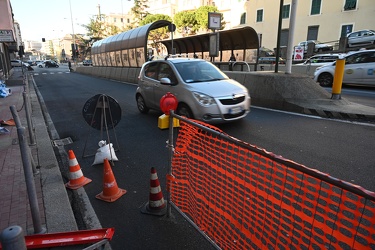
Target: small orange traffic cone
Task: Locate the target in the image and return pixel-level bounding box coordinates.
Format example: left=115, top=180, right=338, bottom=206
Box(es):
left=96, top=158, right=126, bottom=202
left=65, top=150, right=92, bottom=190
left=141, top=167, right=167, bottom=216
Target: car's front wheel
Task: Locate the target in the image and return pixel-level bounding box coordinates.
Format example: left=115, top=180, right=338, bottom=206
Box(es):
left=318, top=72, right=333, bottom=87
left=177, top=103, right=194, bottom=119
left=136, top=94, right=149, bottom=113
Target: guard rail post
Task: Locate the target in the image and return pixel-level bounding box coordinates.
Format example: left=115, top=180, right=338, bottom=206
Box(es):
left=10, top=105, right=45, bottom=234
left=166, top=110, right=175, bottom=218
left=23, top=91, right=35, bottom=145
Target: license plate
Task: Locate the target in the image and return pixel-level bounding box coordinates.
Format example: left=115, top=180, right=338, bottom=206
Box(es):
left=229, top=106, right=242, bottom=114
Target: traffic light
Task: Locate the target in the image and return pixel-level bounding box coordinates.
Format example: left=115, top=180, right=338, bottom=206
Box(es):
left=71, top=43, right=76, bottom=58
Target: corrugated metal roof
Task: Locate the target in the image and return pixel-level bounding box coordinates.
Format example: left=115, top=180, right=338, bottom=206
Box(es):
left=160, top=26, right=259, bottom=54
left=92, top=20, right=172, bottom=53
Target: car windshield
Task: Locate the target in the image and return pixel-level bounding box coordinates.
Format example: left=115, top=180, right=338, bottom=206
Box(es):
left=174, top=61, right=228, bottom=83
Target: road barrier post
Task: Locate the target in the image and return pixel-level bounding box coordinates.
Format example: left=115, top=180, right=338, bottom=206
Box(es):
left=331, top=58, right=345, bottom=99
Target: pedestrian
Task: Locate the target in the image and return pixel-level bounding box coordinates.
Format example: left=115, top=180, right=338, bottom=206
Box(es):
left=229, top=53, right=236, bottom=71
left=68, top=60, right=72, bottom=72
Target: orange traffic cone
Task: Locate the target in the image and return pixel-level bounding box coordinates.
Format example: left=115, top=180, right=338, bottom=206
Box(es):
left=96, top=158, right=126, bottom=202
left=141, top=167, right=167, bottom=216
left=65, top=150, right=92, bottom=190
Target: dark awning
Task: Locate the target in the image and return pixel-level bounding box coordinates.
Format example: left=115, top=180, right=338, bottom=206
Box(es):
left=159, top=26, right=259, bottom=54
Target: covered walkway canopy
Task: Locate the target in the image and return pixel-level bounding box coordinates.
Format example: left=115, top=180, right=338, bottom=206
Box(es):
left=91, top=20, right=259, bottom=67
left=92, top=20, right=172, bottom=53
left=159, top=26, right=259, bottom=57
left=91, top=20, right=172, bottom=67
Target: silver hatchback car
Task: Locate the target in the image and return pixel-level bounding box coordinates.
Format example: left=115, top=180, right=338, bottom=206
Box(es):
left=136, top=58, right=251, bottom=123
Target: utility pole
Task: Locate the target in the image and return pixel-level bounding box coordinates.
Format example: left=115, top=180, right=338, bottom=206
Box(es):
left=286, top=0, right=298, bottom=74
left=97, top=4, right=102, bottom=21
left=275, top=0, right=284, bottom=73
left=69, top=0, right=76, bottom=64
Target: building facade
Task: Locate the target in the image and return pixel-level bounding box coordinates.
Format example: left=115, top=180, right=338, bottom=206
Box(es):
left=143, top=0, right=374, bottom=53
left=240, top=0, right=375, bottom=51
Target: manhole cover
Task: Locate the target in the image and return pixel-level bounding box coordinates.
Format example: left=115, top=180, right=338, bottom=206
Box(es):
left=52, top=137, right=73, bottom=147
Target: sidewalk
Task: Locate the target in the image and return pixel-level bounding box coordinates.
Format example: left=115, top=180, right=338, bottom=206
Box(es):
left=0, top=68, right=103, bottom=249
left=0, top=72, right=45, bottom=234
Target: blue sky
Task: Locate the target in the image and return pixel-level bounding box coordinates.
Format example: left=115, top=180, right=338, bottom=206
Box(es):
left=10, top=0, right=133, bottom=41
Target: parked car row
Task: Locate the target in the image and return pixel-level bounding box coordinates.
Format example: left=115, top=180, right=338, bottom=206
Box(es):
left=35, top=60, right=59, bottom=68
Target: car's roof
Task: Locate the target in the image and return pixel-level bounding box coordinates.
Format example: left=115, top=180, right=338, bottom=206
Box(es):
left=348, top=29, right=375, bottom=34
left=345, top=49, right=375, bottom=56
left=149, top=57, right=206, bottom=64
left=309, top=53, right=342, bottom=57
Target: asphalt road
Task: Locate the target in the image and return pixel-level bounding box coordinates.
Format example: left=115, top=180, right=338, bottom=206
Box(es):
left=32, top=65, right=375, bottom=249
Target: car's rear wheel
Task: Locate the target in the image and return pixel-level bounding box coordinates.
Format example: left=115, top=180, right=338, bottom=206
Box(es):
left=318, top=73, right=333, bottom=87
left=177, top=103, right=194, bottom=119
left=136, top=94, right=149, bottom=113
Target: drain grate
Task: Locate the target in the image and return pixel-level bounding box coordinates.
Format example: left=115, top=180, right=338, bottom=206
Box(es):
left=52, top=137, right=73, bottom=147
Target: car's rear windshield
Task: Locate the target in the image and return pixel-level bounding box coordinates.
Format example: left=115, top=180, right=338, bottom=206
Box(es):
left=174, top=61, right=228, bottom=83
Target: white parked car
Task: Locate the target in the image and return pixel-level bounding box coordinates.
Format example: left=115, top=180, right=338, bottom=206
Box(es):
left=11, top=60, right=29, bottom=67
left=297, top=54, right=344, bottom=66
left=296, top=40, right=334, bottom=53
left=136, top=58, right=251, bottom=123
left=347, top=29, right=375, bottom=48
left=313, top=49, right=375, bottom=87
left=37, top=61, right=45, bottom=68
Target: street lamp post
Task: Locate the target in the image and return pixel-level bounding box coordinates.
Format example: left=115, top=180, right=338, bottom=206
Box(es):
left=69, top=0, right=76, bottom=64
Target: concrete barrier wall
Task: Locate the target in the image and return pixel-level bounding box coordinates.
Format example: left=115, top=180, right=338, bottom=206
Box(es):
left=256, top=64, right=320, bottom=76
left=225, top=71, right=330, bottom=111
left=75, top=65, right=329, bottom=111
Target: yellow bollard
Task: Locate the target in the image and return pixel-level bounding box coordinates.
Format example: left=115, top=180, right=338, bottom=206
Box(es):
left=331, top=58, right=345, bottom=100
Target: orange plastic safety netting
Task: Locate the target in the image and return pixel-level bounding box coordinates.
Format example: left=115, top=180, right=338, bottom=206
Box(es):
left=167, top=120, right=375, bottom=250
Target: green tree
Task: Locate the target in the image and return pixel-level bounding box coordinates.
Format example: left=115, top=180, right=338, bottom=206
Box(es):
left=130, top=0, right=149, bottom=28
left=173, top=10, right=199, bottom=36
left=139, top=14, right=172, bottom=55
left=82, top=14, right=120, bottom=42
left=174, top=6, right=225, bottom=36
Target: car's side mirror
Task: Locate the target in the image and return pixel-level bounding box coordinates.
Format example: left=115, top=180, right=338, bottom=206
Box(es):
left=160, top=77, right=172, bottom=85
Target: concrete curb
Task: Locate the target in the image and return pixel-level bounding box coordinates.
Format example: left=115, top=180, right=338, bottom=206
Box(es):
left=30, top=74, right=111, bottom=249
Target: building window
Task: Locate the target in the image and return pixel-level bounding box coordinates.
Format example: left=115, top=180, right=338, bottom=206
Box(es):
left=121, top=18, right=124, bottom=23
left=240, top=13, right=246, bottom=24
left=310, top=0, right=321, bottom=15
left=282, top=4, right=290, bottom=19
left=256, top=9, right=263, bottom=22
left=341, top=24, right=353, bottom=37
left=344, top=0, right=357, bottom=10
left=114, top=18, right=117, bottom=22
